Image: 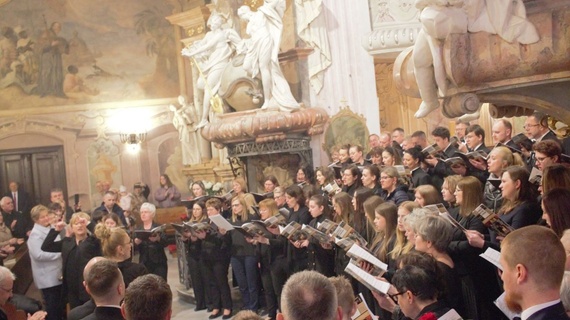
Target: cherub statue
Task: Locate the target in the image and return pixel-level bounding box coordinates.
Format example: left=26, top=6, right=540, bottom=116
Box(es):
left=413, top=0, right=539, bottom=119
left=169, top=95, right=200, bottom=165
left=181, top=12, right=241, bottom=128
left=237, top=1, right=300, bottom=111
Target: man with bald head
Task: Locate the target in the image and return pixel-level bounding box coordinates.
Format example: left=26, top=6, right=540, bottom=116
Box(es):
left=277, top=270, right=341, bottom=320
left=82, top=259, right=125, bottom=320
left=0, top=266, right=47, bottom=320
left=67, top=257, right=107, bottom=320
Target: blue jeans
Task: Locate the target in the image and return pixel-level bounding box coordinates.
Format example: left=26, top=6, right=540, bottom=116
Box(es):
left=231, top=255, right=260, bottom=310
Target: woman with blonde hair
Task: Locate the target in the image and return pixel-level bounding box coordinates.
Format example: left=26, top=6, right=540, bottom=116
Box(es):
left=42, top=212, right=102, bottom=308
left=442, top=175, right=461, bottom=217
left=332, top=192, right=353, bottom=225
left=233, top=177, right=257, bottom=214
left=391, top=201, right=419, bottom=263
left=95, top=224, right=147, bottom=287
left=484, top=146, right=523, bottom=212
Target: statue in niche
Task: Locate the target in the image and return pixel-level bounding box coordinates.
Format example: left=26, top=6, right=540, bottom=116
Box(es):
left=181, top=12, right=241, bottom=128
left=237, top=1, right=300, bottom=111
left=413, top=0, right=540, bottom=119
left=169, top=95, right=200, bottom=165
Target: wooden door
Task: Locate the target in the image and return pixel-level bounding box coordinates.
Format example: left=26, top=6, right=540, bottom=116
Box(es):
left=0, top=146, right=66, bottom=205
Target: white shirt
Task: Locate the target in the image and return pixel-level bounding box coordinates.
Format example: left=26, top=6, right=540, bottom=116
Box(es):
left=521, top=299, right=560, bottom=320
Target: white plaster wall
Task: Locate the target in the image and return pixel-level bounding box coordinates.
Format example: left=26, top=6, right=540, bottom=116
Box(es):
left=309, top=0, right=379, bottom=166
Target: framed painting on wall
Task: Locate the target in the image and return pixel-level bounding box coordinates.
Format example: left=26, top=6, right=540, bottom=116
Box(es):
left=0, top=0, right=180, bottom=116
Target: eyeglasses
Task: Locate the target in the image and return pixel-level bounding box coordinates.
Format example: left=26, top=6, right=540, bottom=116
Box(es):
left=535, top=156, right=551, bottom=163
left=388, top=291, right=406, bottom=304
left=523, top=123, right=540, bottom=129
left=0, top=286, right=13, bottom=294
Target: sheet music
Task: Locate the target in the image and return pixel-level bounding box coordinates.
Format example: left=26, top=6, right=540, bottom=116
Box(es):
left=208, top=214, right=235, bottom=230
left=479, top=247, right=502, bottom=271
left=345, top=263, right=390, bottom=294
left=494, top=292, right=520, bottom=320
left=347, top=244, right=388, bottom=271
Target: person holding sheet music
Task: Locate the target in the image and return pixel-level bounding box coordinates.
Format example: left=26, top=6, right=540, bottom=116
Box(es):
left=180, top=201, right=211, bottom=312
left=251, top=199, right=287, bottom=320
left=368, top=146, right=384, bottom=166
left=197, top=198, right=233, bottom=319
left=495, top=166, right=541, bottom=239
left=190, top=181, right=207, bottom=198
left=379, top=167, right=410, bottom=207
left=451, top=176, right=503, bottom=320
left=341, top=165, right=362, bottom=197
left=353, top=188, right=378, bottom=243
left=349, top=145, right=371, bottom=166
left=413, top=215, right=464, bottom=316
left=533, top=140, right=562, bottom=171
left=331, top=192, right=355, bottom=278
left=219, top=195, right=260, bottom=312
left=484, top=146, right=524, bottom=212
left=296, top=165, right=315, bottom=185
left=315, top=166, right=336, bottom=195
left=296, top=195, right=335, bottom=277
left=284, top=185, right=310, bottom=273
left=134, top=202, right=168, bottom=280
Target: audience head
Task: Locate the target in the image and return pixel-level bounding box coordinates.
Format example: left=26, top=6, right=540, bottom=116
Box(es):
left=533, top=140, right=562, bottom=171
left=84, top=259, right=124, bottom=305
left=492, top=119, right=513, bottom=144
left=31, top=204, right=50, bottom=227
left=233, top=310, right=264, bottom=320
left=465, top=124, right=485, bottom=150
left=541, top=164, right=570, bottom=195
left=159, top=174, right=173, bottom=188
left=329, top=276, right=356, bottom=320
left=0, top=266, right=15, bottom=305
left=414, top=185, right=442, bottom=207
left=525, top=111, right=550, bottom=139
left=0, top=197, right=14, bottom=213
left=122, top=274, right=172, bottom=320
left=542, top=188, right=570, bottom=238
left=278, top=270, right=340, bottom=320
left=103, top=212, right=122, bottom=228
left=501, top=226, right=566, bottom=313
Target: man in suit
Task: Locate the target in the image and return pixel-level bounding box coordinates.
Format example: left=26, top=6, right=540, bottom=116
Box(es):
left=500, top=225, right=570, bottom=320
left=0, top=196, right=30, bottom=238
left=524, top=111, right=561, bottom=144
left=492, top=119, right=518, bottom=150
left=464, top=124, right=490, bottom=183
left=121, top=274, right=172, bottom=320
left=277, top=270, right=341, bottom=320
left=425, top=127, right=458, bottom=189
left=67, top=257, right=106, bottom=320
left=95, top=191, right=127, bottom=226
left=82, top=259, right=125, bottom=320
left=5, top=181, right=33, bottom=220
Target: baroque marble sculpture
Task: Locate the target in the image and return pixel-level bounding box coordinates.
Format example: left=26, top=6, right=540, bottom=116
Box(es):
left=170, top=95, right=201, bottom=165
left=413, top=0, right=540, bottom=118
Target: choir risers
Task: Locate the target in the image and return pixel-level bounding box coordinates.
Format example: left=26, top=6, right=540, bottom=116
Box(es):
left=393, top=1, right=570, bottom=123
